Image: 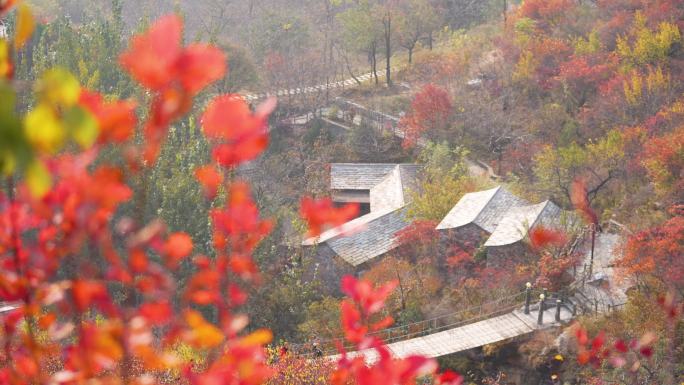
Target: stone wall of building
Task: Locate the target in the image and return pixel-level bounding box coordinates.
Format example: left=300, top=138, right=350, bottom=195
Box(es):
left=485, top=242, right=535, bottom=268
left=303, top=244, right=356, bottom=296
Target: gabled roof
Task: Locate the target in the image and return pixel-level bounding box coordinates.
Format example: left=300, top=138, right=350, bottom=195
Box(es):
left=370, top=164, right=421, bottom=211
left=326, top=207, right=411, bottom=266
left=302, top=208, right=392, bottom=246
left=436, top=186, right=527, bottom=233
left=330, top=164, right=408, bottom=190
left=484, top=201, right=562, bottom=247
left=302, top=207, right=411, bottom=266
left=305, top=163, right=421, bottom=266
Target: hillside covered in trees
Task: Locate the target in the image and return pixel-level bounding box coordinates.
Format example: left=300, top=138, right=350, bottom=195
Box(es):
left=0, top=0, right=682, bottom=384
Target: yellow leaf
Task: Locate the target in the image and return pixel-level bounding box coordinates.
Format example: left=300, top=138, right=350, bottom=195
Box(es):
left=1, top=152, right=16, bottom=175
left=14, top=4, right=35, bottom=50
left=36, top=68, right=81, bottom=108
left=25, top=104, right=65, bottom=154
left=184, top=310, right=224, bottom=349
left=26, top=160, right=51, bottom=198
left=0, top=40, right=11, bottom=78
left=64, top=106, right=98, bottom=149
left=240, top=329, right=272, bottom=347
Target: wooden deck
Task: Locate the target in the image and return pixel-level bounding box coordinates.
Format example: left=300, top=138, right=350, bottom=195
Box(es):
left=335, top=305, right=575, bottom=363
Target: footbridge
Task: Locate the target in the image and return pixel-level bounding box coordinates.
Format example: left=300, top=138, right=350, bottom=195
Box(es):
left=241, top=70, right=389, bottom=102
left=293, top=284, right=619, bottom=362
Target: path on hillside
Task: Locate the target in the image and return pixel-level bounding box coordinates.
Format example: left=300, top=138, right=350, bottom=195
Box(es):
left=242, top=71, right=389, bottom=102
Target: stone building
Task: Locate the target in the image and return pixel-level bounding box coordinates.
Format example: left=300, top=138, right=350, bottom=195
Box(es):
left=303, top=164, right=421, bottom=292
left=483, top=200, right=564, bottom=266
left=436, top=186, right=528, bottom=248
left=437, top=186, right=569, bottom=267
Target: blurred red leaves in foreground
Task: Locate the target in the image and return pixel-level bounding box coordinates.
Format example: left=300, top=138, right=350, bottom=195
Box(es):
left=202, top=95, right=275, bottom=167
left=0, top=7, right=469, bottom=385
left=333, top=276, right=463, bottom=385
left=574, top=325, right=657, bottom=370
left=570, top=179, right=598, bottom=225
left=119, top=15, right=226, bottom=164
left=300, top=197, right=359, bottom=237
left=529, top=226, right=569, bottom=250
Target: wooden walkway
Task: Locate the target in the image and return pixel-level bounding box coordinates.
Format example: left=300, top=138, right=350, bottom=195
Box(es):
left=242, top=71, right=388, bottom=102
left=332, top=305, right=576, bottom=363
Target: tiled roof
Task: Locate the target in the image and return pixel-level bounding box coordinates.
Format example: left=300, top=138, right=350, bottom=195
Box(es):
left=370, top=165, right=421, bottom=211
left=305, top=164, right=421, bottom=266
left=327, top=207, right=411, bottom=266
left=436, top=186, right=527, bottom=233
left=484, top=201, right=562, bottom=247
left=330, top=164, right=407, bottom=190
left=302, top=209, right=393, bottom=246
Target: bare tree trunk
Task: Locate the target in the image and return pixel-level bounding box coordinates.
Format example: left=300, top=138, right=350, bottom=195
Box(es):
left=340, top=47, right=362, bottom=85
left=503, top=0, right=507, bottom=24
left=384, top=10, right=392, bottom=87
left=371, top=43, right=378, bottom=85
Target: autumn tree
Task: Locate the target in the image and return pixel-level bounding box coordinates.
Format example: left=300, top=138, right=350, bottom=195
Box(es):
left=407, top=142, right=489, bottom=221
left=362, top=256, right=443, bottom=324
left=617, top=205, right=684, bottom=295
left=337, top=1, right=383, bottom=85
left=533, top=130, right=625, bottom=209
left=0, top=6, right=464, bottom=385
left=399, top=83, right=454, bottom=147
left=396, top=0, right=441, bottom=64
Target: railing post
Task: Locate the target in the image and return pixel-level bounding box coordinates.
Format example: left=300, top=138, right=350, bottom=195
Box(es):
left=524, top=282, right=532, bottom=314
left=537, top=294, right=545, bottom=325
left=555, top=299, right=562, bottom=322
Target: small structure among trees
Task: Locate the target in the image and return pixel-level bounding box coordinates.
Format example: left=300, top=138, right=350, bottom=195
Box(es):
left=484, top=200, right=564, bottom=266
left=303, top=164, right=421, bottom=291
left=329, top=163, right=405, bottom=215
left=436, top=186, right=572, bottom=266
left=436, top=186, right=528, bottom=246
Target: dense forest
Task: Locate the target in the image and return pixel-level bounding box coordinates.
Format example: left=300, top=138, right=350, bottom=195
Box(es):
left=0, top=0, right=682, bottom=384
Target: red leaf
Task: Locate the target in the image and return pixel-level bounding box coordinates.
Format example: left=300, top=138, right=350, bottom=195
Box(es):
left=577, top=350, right=591, bottom=365
left=300, top=197, right=359, bottom=237
left=79, top=91, right=137, bottom=143
left=177, top=44, right=226, bottom=95
left=437, top=370, right=464, bottom=385
left=164, top=232, right=193, bottom=268
left=571, top=179, right=598, bottom=225
left=128, top=249, right=149, bottom=273
left=139, top=301, right=172, bottom=325
left=72, top=280, right=108, bottom=312
left=576, top=327, right=589, bottom=345
left=614, top=339, right=628, bottom=353
left=195, top=164, right=222, bottom=199
left=341, top=275, right=397, bottom=316
left=119, top=15, right=183, bottom=90
left=529, top=226, right=568, bottom=249
left=591, top=331, right=605, bottom=351
left=202, top=95, right=274, bottom=167
left=228, top=284, right=247, bottom=306
left=639, top=346, right=653, bottom=358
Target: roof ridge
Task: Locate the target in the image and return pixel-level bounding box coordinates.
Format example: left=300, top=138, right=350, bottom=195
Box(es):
left=526, top=200, right=550, bottom=232
left=394, top=165, right=405, bottom=206
left=471, top=185, right=502, bottom=225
